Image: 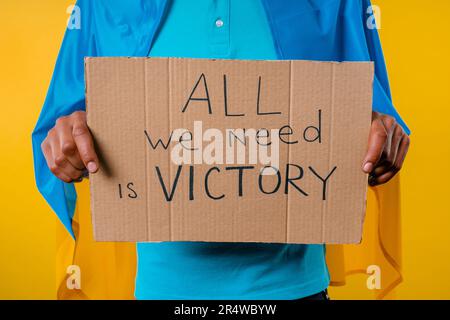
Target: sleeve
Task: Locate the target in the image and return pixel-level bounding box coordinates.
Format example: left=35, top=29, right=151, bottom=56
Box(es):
left=363, top=0, right=410, bottom=134
left=32, top=0, right=96, bottom=237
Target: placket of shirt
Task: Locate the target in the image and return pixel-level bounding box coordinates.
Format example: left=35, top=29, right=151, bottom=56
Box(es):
left=208, top=0, right=231, bottom=57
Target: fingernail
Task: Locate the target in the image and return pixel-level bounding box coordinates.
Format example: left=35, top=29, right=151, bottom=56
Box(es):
left=87, top=161, right=98, bottom=173
left=363, top=162, right=373, bottom=173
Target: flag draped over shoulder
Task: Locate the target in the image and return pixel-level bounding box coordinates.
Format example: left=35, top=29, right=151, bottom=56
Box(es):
left=33, top=0, right=407, bottom=300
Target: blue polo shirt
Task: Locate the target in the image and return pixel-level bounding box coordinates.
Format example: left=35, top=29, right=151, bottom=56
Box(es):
left=135, top=0, right=329, bottom=299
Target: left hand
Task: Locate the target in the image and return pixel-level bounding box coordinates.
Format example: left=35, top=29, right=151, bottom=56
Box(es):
left=362, top=111, right=410, bottom=186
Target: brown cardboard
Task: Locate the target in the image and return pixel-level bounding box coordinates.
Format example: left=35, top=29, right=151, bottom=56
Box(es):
left=85, top=57, right=374, bottom=244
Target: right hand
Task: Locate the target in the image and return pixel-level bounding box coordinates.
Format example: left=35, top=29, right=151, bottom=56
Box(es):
left=41, top=111, right=99, bottom=183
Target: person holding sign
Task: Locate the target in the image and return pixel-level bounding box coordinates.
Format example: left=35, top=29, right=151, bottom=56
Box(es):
left=33, top=0, right=409, bottom=300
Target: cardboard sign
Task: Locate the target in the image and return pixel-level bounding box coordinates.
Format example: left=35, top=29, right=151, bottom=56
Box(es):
left=85, top=57, right=373, bottom=244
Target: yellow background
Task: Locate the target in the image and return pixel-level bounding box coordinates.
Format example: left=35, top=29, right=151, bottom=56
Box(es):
left=0, top=0, right=449, bottom=299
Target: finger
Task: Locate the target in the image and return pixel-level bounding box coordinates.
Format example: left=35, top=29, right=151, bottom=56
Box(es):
left=370, top=142, right=391, bottom=177
left=371, top=163, right=390, bottom=177
left=51, top=140, right=84, bottom=181
left=372, top=125, right=404, bottom=177
left=370, top=170, right=397, bottom=186
left=56, top=120, right=85, bottom=170
left=42, top=137, right=76, bottom=183
left=393, top=134, right=410, bottom=172
left=388, top=125, right=404, bottom=166
left=362, top=118, right=388, bottom=173
left=72, top=118, right=99, bottom=173
left=370, top=135, right=410, bottom=186
left=73, top=176, right=84, bottom=183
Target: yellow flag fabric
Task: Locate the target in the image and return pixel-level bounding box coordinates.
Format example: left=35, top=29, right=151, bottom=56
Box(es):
left=56, top=182, right=136, bottom=300
left=327, top=176, right=402, bottom=299
left=57, top=178, right=402, bottom=300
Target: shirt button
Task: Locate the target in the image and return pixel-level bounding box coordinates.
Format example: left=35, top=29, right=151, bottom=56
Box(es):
left=215, top=19, right=224, bottom=28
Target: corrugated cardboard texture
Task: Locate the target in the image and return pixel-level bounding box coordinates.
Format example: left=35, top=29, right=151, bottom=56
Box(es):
left=85, top=57, right=374, bottom=244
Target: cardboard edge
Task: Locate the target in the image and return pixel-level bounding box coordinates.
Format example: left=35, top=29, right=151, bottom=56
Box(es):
left=357, top=61, right=376, bottom=245
left=84, top=57, right=101, bottom=241
left=83, top=57, right=377, bottom=66
left=84, top=57, right=96, bottom=241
